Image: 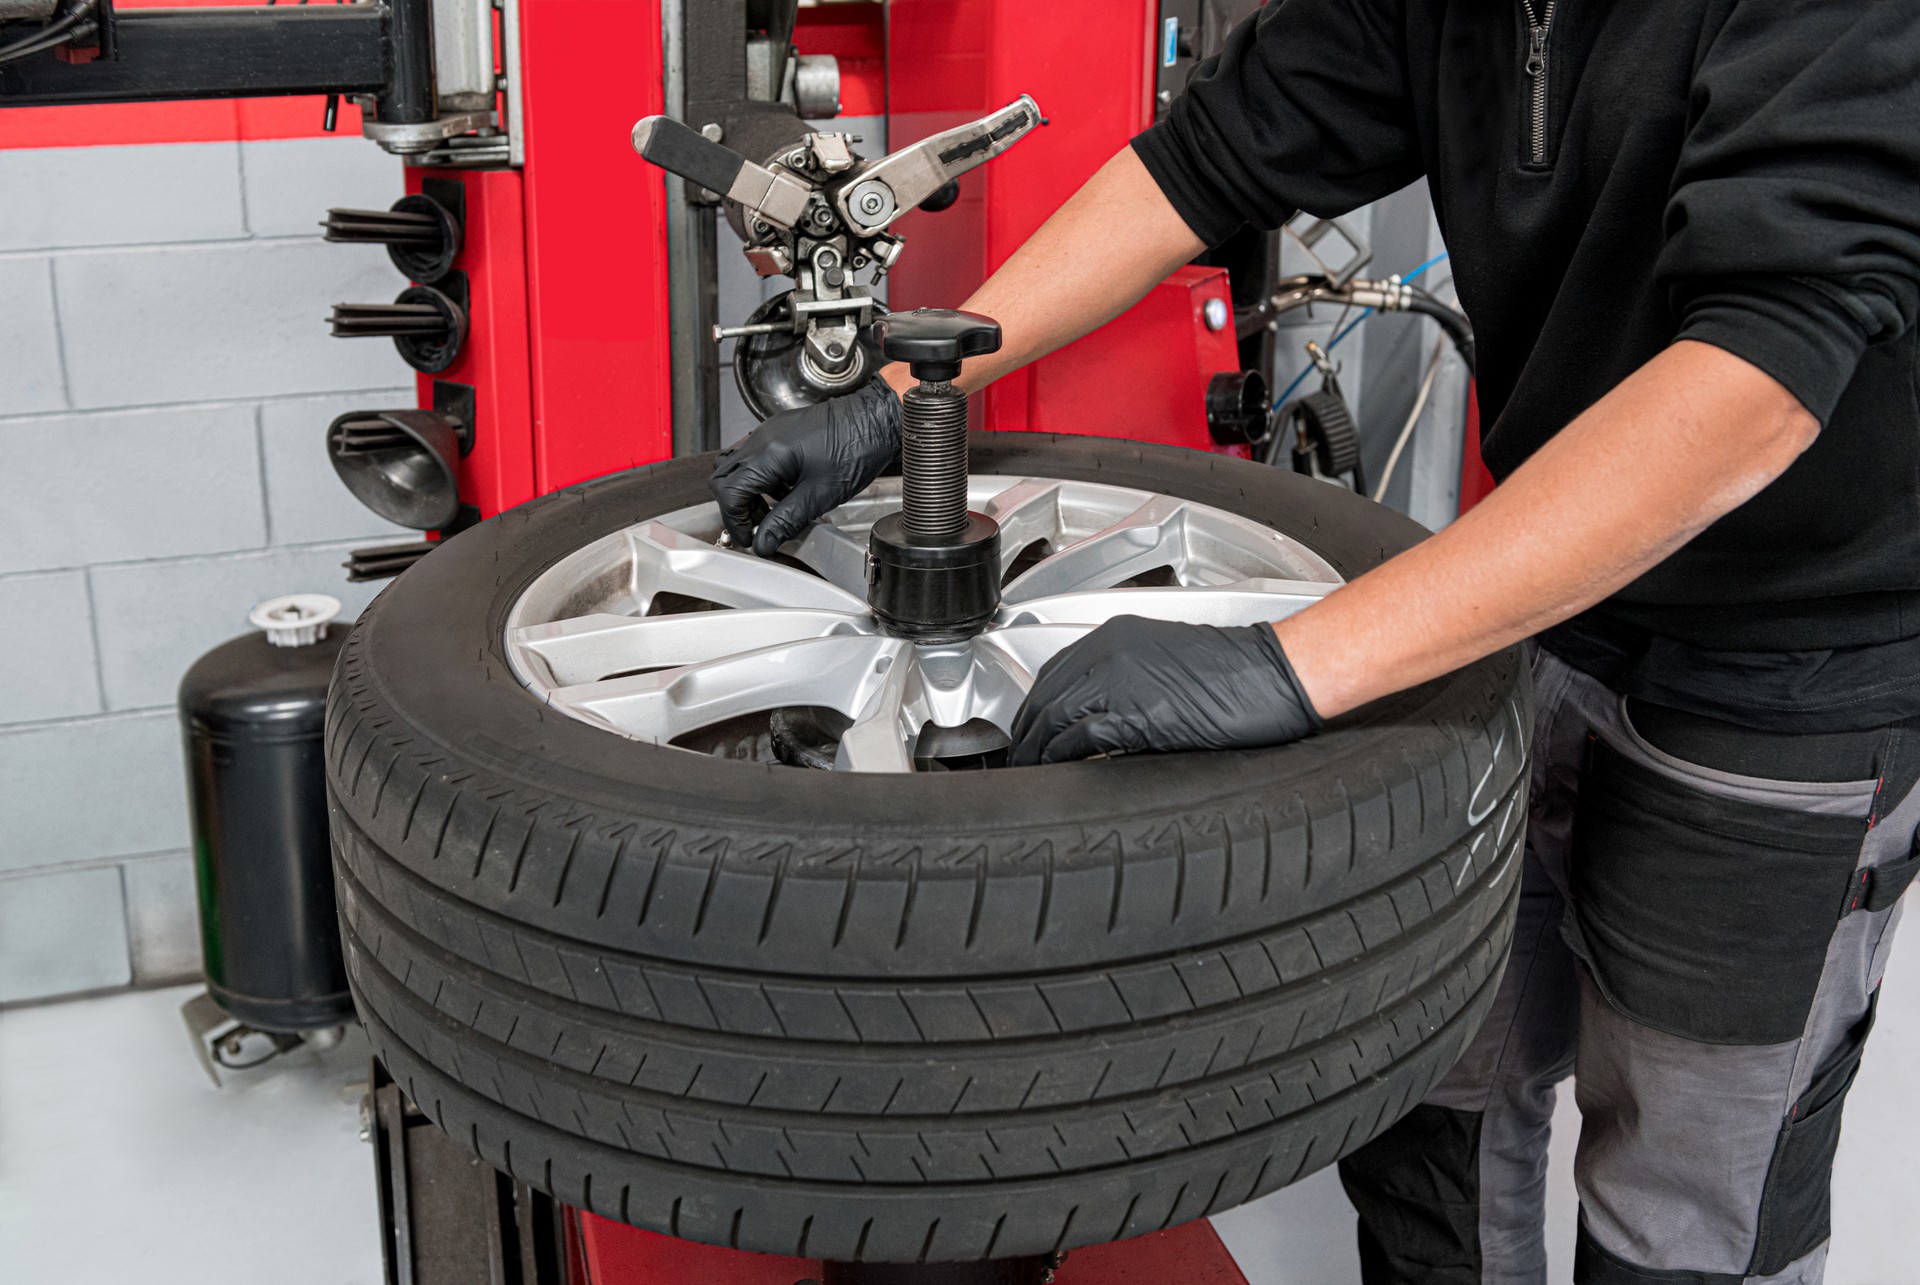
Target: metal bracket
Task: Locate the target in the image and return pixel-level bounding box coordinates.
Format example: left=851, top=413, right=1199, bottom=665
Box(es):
left=1283, top=211, right=1372, bottom=287
left=497, top=0, right=525, bottom=165
left=179, top=989, right=332, bottom=1086
left=363, top=108, right=494, bottom=155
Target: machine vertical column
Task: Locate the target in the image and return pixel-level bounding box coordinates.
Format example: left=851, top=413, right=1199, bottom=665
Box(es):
left=517, top=0, right=676, bottom=491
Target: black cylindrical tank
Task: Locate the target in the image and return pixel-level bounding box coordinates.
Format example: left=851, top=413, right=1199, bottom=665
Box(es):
left=179, top=594, right=353, bottom=1032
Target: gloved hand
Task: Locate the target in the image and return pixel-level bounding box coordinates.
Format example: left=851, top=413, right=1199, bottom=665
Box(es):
left=1009, top=616, right=1322, bottom=765
left=708, top=378, right=902, bottom=556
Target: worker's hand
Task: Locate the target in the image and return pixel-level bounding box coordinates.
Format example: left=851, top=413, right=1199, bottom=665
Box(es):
left=709, top=378, right=902, bottom=557
left=1009, top=616, right=1322, bottom=765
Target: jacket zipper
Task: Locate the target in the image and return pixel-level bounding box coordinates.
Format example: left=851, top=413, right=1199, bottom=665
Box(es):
left=1520, top=0, right=1557, bottom=165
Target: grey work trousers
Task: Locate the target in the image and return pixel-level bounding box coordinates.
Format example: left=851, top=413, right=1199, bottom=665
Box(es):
left=1337, top=649, right=1919, bottom=1284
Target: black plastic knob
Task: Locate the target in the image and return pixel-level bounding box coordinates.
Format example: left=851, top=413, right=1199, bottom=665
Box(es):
left=872, top=308, right=1002, bottom=382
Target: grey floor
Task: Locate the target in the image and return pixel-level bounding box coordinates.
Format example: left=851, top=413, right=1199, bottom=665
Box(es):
left=2, top=950, right=1915, bottom=1285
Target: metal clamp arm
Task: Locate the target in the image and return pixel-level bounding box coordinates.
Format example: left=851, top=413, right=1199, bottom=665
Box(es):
left=835, top=95, right=1042, bottom=234
left=630, top=114, right=814, bottom=231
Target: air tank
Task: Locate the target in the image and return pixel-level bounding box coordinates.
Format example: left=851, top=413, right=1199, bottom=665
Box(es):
left=179, top=594, right=352, bottom=1032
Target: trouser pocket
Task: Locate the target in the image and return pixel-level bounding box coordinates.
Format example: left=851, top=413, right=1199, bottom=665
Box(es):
left=1564, top=738, right=1867, bottom=1044
left=1748, top=991, right=1878, bottom=1274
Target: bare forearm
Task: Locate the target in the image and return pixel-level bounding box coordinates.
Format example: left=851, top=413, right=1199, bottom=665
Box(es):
left=1275, top=340, right=1820, bottom=718
left=884, top=147, right=1204, bottom=396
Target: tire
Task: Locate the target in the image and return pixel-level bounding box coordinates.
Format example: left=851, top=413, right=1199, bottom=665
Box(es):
left=326, top=432, right=1531, bottom=1264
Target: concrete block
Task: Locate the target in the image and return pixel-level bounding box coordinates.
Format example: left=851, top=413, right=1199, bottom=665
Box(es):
left=0, top=142, right=245, bottom=251
left=56, top=239, right=413, bottom=409
left=0, top=257, right=66, bottom=415
left=259, top=389, right=418, bottom=545
left=124, top=850, right=202, bottom=986
left=90, top=542, right=382, bottom=712
left=0, top=402, right=265, bottom=575
left=0, top=711, right=188, bottom=874
left=241, top=136, right=405, bottom=240
left=0, top=571, right=101, bottom=725
left=0, top=865, right=131, bottom=1004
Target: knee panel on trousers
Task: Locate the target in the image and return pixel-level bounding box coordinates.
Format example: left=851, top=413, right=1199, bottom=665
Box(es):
left=1563, top=740, right=1867, bottom=1045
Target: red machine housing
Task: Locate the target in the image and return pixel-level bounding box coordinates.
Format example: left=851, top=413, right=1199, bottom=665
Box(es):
left=400, top=0, right=674, bottom=523
left=404, top=168, right=536, bottom=516
left=578, top=1215, right=1251, bottom=1284
left=886, top=0, right=1241, bottom=451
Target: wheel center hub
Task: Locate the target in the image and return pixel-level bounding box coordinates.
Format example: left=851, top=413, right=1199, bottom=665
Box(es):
left=867, top=510, right=1001, bottom=644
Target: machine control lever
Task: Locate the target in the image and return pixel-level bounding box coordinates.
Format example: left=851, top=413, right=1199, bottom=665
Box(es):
left=629, top=115, right=814, bottom=230
left=836, top=95, right=1042, bottom=234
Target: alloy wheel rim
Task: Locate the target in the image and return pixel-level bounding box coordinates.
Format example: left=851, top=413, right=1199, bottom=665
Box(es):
left=503, top=475, right=1344, bottom=772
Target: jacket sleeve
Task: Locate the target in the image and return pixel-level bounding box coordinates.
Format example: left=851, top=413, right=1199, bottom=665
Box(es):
left=1660, top=0, right=1920, bottom=424
left=1130, top=0, right=1423, bottom=248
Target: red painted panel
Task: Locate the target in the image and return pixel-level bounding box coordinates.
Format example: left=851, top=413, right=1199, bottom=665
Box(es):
left=0, top=0, right=367, bottom=149
left=407, top=167, right=537, bottom=519
left=795, top=4, right=885, bottom=119
left=1459, top=384, right=1495, bottom=512
left=0, top=99, right=239, bottom=148
left=577, top=1214, right=1249, bottom=1285
left=1020, top=265, right=1239, bottom=452
left=885, top=0, right=1229, bottom=448
left=577, top=1218, right=817, bottom=1284
left=516, top=0, right=673, bottom=491
left=235, top=94, right=365, bottom=141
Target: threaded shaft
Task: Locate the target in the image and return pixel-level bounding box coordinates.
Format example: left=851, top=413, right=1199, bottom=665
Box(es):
left=900, top=381, right=970, bottom=540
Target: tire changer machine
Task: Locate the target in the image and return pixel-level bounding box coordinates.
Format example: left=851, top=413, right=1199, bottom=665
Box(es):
left=0, top=1, right=1473, bottom=1280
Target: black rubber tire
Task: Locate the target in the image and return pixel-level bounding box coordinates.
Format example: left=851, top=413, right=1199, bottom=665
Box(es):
left=326, top=433, right=1531, bottom=1264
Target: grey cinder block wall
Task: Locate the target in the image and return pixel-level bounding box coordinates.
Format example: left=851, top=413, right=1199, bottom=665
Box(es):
left=0, top=137, right=417, bottom=1005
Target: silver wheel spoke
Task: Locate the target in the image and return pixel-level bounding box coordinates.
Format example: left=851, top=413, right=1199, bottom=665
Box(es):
left=834, top=649, right=921, bottom=773
left=549, top=634, right=907, bottom=744
left=783, top=520, right=871, bottom=598
left=631, top=521, right=868, bottom=613
left=997, top=578, right=1338, bottom=629
left=973, top=624, right=1093, bottom=683
left=1000, top=496, right=1192, bottom=602
left=980, top=478, right=1064, bottom=577
left=510, top=609, right=870, bottom=686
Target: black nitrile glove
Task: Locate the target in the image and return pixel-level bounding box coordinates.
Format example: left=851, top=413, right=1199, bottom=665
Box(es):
left=708, top=378, right=902, bottom=556
left=1009, top=616, right=1323, bottom=766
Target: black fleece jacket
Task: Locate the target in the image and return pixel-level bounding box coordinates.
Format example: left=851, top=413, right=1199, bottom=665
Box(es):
left=1133, top=0, right=1920, bottom=730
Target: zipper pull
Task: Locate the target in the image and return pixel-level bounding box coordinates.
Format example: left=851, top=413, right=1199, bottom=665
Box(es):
left=1526, top=26, right=1547, bottom=77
